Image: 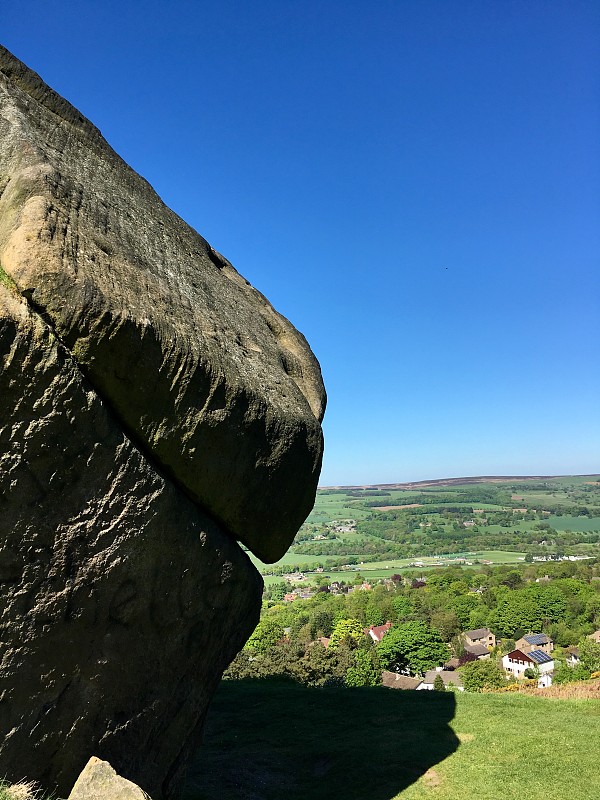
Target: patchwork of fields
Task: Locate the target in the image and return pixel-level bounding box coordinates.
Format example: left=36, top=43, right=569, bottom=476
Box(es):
left=250, top=475, right=600, bottom=585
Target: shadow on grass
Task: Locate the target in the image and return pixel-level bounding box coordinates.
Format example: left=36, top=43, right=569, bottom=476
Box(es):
left=182, top=678, right=459, bottom=800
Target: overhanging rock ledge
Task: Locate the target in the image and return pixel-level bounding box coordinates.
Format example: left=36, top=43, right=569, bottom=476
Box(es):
left=0, top=44, right=325, bottom=799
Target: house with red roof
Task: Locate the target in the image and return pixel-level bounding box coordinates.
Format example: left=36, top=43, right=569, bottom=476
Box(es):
left=366, top=622, right=392, bottom=642
left=502, top=648, right=554, bottom=686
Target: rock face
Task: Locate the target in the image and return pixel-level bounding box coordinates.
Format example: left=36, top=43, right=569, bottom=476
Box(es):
left=0, top=44, right=325, bottom=563
left=68, top=757, right=151, bottom=800
left=0, top=46, right=325, bottom=799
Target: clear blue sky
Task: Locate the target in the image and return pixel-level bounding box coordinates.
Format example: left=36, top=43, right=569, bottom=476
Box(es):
left=3, top=1, right=599, bottom=485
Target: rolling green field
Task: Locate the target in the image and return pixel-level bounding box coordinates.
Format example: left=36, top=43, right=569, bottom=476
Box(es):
left=292, top=551, right=526, bottom=584
left=305, top=495, right=372, bottom=522
left=550, top=515, right=600, bottom=531
left=251, top=476, right=600, bottom=584
left=184, top=678, right=600, bottom=800
left=256, top=550, right=527, bottom=586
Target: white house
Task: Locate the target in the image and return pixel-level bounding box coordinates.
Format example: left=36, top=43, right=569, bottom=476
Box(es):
left=502, top=648, right=554, bottom=686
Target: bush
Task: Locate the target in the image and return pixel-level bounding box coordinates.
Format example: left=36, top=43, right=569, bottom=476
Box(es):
left=460, top=660, right=506, bottom=692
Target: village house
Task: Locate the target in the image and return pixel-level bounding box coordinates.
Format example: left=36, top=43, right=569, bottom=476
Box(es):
left=416, top=667, right=464, bottom=691
left=294, top=589, right=314, bottom=600
left=283, top=572, right=306, bottom=583
left=332, top=519, right=356, bottom=533
left=365, top=622, right=392, bottom=643
left=588, top=630, right=600, bottom=644
left=515, top=633, right=554, bottom=655
left=566, top=647, right=580, bottom=667
left=463, top=643, right=491, bottom=660
left=502, top=648, right=554, bottom=686
left=463, top=627, right=496, bottom=649
left=381, top=671, right=423, bottom=690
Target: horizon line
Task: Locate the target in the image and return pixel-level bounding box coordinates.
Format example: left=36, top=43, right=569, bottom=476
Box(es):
left=318, top=473, right=600, bottom=490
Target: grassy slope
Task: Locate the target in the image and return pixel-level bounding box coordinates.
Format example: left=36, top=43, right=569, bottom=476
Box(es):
left=184, top=679, right=600, bottom=800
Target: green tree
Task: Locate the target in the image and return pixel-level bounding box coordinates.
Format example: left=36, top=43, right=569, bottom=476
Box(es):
left=433, top=673, right=446, bottom=692
left=459, top=659, right=506, bottom=692
left=345, top=649, right=380, bottom=687
left=328, top=618, right=364, bottom=650
left=552, top=659, right=576, bottom=685
left=523, top=666, right=540, bottom=680
left=365, top=601, right=386, bottom=627
left=309, top=607, right=335, bottom=639
left=490, top=585, right=567, bottom=637
left=451, top=594, right=483, bottom=628
left=244, top=617, right=285, bottom=653
left=266, top=581, right=288, bottom=601
left=392, top=595, right=414, bottom=620
left=430, top=609, right=461, bottom=642
left=377, top=621, right=448, bottom=676
left=578, top=637, right=600, bottom=673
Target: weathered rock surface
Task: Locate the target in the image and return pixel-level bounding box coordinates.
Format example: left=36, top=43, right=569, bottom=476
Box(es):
left=0, top=44, right=325, bottom=563
left=0, top=45, right=325, bottom=799
left=68, top=757, right=150, bottom=800
left=0, top=287, right=262, bottom=796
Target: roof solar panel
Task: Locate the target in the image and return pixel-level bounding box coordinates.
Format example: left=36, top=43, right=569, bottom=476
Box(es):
left=525, top=634, right=548, bottom=645
left=528, top=649, right=552, bottom=663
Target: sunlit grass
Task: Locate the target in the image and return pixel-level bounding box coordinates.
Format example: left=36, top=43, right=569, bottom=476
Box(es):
left=185, top=679, right=600, bottom=800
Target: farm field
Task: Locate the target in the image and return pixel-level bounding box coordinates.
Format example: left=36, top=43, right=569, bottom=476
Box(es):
left=256, top=550, right=527, bottom=586
left=251, top=476, right=600, bottom=585
left=305, top=493, right=371, bottom=523
left=247, top=551, right=329, bottom=567
left=185, top=678, right=600, bottom=800
left=549, top=515, right=600, bottom=531
left=299, top=551, right=526, bottom=584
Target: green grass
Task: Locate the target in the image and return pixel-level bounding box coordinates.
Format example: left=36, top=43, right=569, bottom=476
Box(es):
left=458, top=549, right=525, bottom=563
left=549, top=516, right=600, bottom=532
left=0, top=783, right=39, bottom=800
left=255, top=549, right=528, bottom=585
left=0, top=263, right=19, bottom=296
left=305, top=493, right=372, bottom=523
left=183, top=679, right=600, bottom=800
left=317, top=551, right=526, bottom=583
left=247, top=551, right=329, bottom=569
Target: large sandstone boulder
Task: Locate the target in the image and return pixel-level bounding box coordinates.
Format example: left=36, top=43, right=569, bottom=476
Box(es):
left=0, top=44, right=325, bottom=563
left=0, top=46, right=325, bottom=799
left=0, top=269, right=262, bottom=798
